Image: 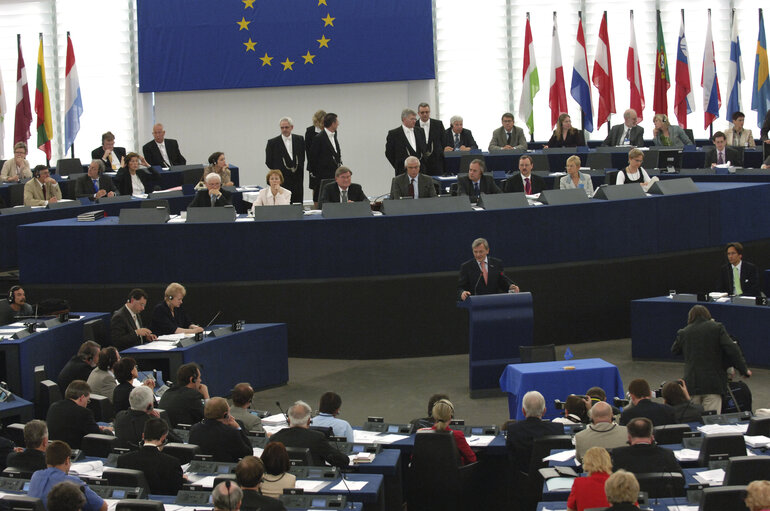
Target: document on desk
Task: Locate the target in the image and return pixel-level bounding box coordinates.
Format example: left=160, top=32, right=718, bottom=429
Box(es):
left=543, top=449, right=576, bottom=462
left=692, top=468, right=725, bottom=486
left=674, top=449, right=700, bottom=462
left=697, top=423, right=748, bottom=435
left=69, top=460, right=104, bottom=477
left=666, top=506, right=699, bottom=511
left=352, top=430, right=409, bottom=444
left=294, top=479, right=330, bottom=493
left=253, top=447, right=264, bottom=457
left=467, top=435, right=495, bottom=447
left=261, top=413, right=289, bottom=427
left=104, top=499, right=120, bottom=511
left=328, top=480, right=368, bottom=491
left=134, top=340, right=178, bottom=351
left=191, top=475, right=218, bottom=487
left=745, top=435, right=770, bottom=448
left=544, top=477, right=575, bottom=491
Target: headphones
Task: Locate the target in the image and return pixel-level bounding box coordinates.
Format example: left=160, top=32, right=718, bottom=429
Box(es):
left=167, top=295, right=174, bottom=301
left=8, top=286, right=21, bottom=304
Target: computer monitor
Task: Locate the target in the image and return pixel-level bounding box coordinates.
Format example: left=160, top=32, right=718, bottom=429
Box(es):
left=653, top=149, right=683, bottom=172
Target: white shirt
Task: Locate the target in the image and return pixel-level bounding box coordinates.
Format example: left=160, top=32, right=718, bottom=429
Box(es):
left=282, top=135, right=293, bottom=156
left=420, top=120, right=430, bottom=140
left=155, top=141, right=171, bottom=167
left=325, top=128, right=337, bottom=153
left=402, top=125, right=416, bottom=151
left=130, top=173, right=145, bottom=195
left=125, top=304, right=140, bottom=330
left=338, top=186, right=349, bottom=202
left=616, top=167, right=651, bottom=185
left=406, top=175, right=420, bottom=199
left=106, top=150, right=121, bottom=170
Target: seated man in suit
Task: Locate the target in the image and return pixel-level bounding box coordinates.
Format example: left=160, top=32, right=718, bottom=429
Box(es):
left=57, top=341, right=99, bottom=392
left=385, top=108, right=426, bottom=175
left=6, top=419, right=48, bottom=473
left=142, top=123, right=186, bottom=167
left=716, top=241, right=760, bottom=297
left=212, top=481, right=243, bottom=511
left=704, top=131, right=742, bottom=167
left=0, top=285, right=33, bottom=326
left=235, top=456, right=287, bottom=511
left=91, top=131, right=127, bottom=171
left=188, top=172, right=232, bottom=207
left=158, top=363, right=210, bottom=427
left=46, top=380, right=113, bottom=449
left=488, top=112, right=527, bottom=151
left=268, top=400, right=349, bottom=468
left=611, top=417, right=682, bottom=476
left=189, top=397, right=255, bottom=462
left=318, top=166, right=368, bottom=204
left=229, top=383, right=264, bottom=433
left=457, top=159, right=501, bottom=202
left=110, top=288, right=157, bottom=351
left=75, top=160, right=118, bottom=200
left=574, top=401, right=627, bottom=462
left=390, top=156, right=438, bottom=199
left=602, top=108, right=644, bottom=146
left=503, top=155, right=546, bottom=194
left=23, top=165, right=61, bottom=206
left=115, top=386, right=181, bottom=449
left=619, top=379, right=675, bottom=426
left=443, top=115, right=478, bottom=152
left=117, top=418, right=185, bottom=495
left=505, top=391, right=564, bottom=473
left=458, top=237, right=519, bottom=300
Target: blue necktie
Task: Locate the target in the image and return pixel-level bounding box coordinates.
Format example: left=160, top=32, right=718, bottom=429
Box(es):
left=92, top=179, right=99, bottom=193
left=454, top=133, right=460, bottom=150
left=474, top=182, right=480, bottom=196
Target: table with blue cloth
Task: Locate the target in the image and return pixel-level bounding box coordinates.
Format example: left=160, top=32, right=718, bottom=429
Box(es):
left=499, top=358, right=624, bottom=421
left=122, top=323, right=288, bottom=397
left=0, top=312, right=110, bottom=400
left=631, top=296, right=770, bottom=368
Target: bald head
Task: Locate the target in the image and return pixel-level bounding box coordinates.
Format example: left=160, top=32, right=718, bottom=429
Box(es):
left=591, top=401, right=613, bottom=423
left=152, top=124, right=166, bottom=143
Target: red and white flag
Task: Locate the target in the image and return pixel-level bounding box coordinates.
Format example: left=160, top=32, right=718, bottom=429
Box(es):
left=592, top=11, right=615, bottom=129
left=14, top=35, right=32, bottom=145
left=549, top=13, right=568, bottom=128
left=627, top=11, right=645, bottom=121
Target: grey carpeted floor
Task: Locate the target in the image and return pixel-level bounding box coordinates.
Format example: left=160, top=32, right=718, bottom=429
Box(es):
left=250, top=338, right=768, bottom=427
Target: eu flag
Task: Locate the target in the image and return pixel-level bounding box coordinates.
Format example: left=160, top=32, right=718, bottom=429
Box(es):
left=137, top=0, right=435, bottom=93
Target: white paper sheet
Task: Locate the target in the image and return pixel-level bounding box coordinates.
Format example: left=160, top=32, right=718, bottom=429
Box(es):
left=674, top=449, right=700, bottom=461
left=328, top=480, right=367, bottom=491
left=294, top=479, right=330, bottom=493
left=133, top=341, right=178, bottom=351
left=692, top=468, right=724, bottom=486
left=543, top=449, right=576, bottom=462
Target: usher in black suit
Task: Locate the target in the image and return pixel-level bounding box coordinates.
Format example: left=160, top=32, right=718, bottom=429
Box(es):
left=142, top=138, right=186, bottom=167
left=457, top=256, right=512, bottom=300
left=309, top=131, right=342, bottom=201
left=265, top=134, right=306, bottom=203
left=418, top=118, right=446, bottom=175
left=385, top=125, right=426, bottom=175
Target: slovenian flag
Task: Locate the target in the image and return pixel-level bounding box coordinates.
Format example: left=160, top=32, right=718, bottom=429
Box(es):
left=674, top=13, right=695, bottom=128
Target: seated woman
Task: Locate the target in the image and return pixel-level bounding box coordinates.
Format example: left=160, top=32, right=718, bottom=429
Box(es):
left=86, top=347, right=119, bottom=402
left=252, top=169, right=291, bottom=209
left=567, top=447, right=611, bottom=511
left=260, top=442, right=297, bottom=499
left=652, top=114, right=693, bottom=147
left=419, top=398, right=476, bottom=465
left=745, top=480, right=770, bottom=511
left=115, top=152, right=155, bottom=196
left=559, top=155, right=594, bottom=196
left=553, top=394, right=590, bottom=425
left=150, top=282, right=204, bottom=336
left=604, top=470, right=640, bottom=511
left=725, top=111, right=755, bottom=147
left=197, top=152, right=234, bottom=189
left=112, top=357, right=155, bottom=414
left=661, top=380, right=704, bottom=423
left=546, top=114, right=586, bottom=148
left=1, top=142, right=32, bottom=183
left=616, top=148, right=652, bottom=186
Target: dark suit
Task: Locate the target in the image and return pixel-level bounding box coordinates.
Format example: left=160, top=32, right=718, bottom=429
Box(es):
left=265, top=134, right=306, bottom=203
left=188, top=419, right=253, bottom=462
left=456, top=174, right=501, bottom=201
left=114, top=409, right=180, bottom=449
left=457, top=256, right=512, bottom=300
left=547, top=129, right=586, bottom=147
left=6, top=449, right=46, bottom=473
left=611, top=443, right=682, bottom=475
left=269, top=426, right=349, bottom=468
left=505, top=417, right=564, bottom=473
left=91, top=146, right=127, bottom=171
left=188, top=189, right=232, bottom=208
left=704, top=146, right=742, bottom=167
left=158, top=385, right=205, bottom=427
left=444, top=128, right=478, bottom=150
left=150, top=302, right=194, bottom=336
left=618, top=399, right=676, bottom=427
left=110, top=305, right=147, bottom=352
left=503, top=172, right=546, bottom=194
left=418, top=118, right=446, bottom=175
left=112, top=382, right=133, bottom=414
left=309, top=131, right=342, bottom=201
left=603, top=125, right=645, bottom=147
left=46, top=399, right=103, bottom=449
left=57, top=356, right=93, bottom=393
left=241, top=489, right=287, bottom=511
left=318, top=183, right=367, bottom=205
left=74, top=174, right=118, bottom=199
left=717, top=261, right=760, bottom=297
left=385, top=125, right=426, bottom=175
left=390, top=173, right=437, bottom=200
left=305, top=126, right=321, bottom=191
left=114, top=168, right=157, bottom=196
left=142, top=139, right=186, bottom=167
left=117, top=446, right=184, bottom=495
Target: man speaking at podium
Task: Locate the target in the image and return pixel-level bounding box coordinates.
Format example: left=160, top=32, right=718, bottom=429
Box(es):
left=458, top=238, right=519, bottom=300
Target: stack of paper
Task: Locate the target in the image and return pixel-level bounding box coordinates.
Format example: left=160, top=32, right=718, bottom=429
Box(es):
left=261, top=413, right=288, bottom=428
left=544, top=477, right=575, bottom=491
left=674, top=449, right=700, bottom=462
left=351, top=452, right=375, bottom=464
left=543, top=450, right=576, bottom=463
left=744, top=435, right=770, bottom=448
left=69, top=460, right=104, bottom=477
left=692, top=468, right=725, bottom=486
left=134, top=340, right=178, bottom=351
left=697, top=424, right=748, bottom=435
left=294, top=479, right=329, bottom=493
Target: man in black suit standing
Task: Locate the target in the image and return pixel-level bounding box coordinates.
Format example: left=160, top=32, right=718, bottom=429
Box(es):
left=458, top=237, right=518, bottom=301
left=602, top=109, right=645, bottom=147
left=417, top=103, right=446, bottom=176
left=268, top=400, right=349, bottom=468
left=142, top=124, right=186, bottom=168
left=390, top=156, right=437, bottom=200
left=443, top=115, right=478, bottom=152
left=46, top=381, right=113, bottom=449
left=75, top=160, right=118, bottom=200
left=266, top=117, right=306, bottom=203
left=188, top=173, right=232, bottom=207
left=117, top=418, right=184, bottom=495
left=611, top=417, right=682, bottom=476
left=705, top=131, right=742, bottom=167
left=110, top=288, right=156, bottom=351
left=457, top=159, right=501, bottom=202
left=717, top=242, right=760, bottom=297
left=309, top=112, right=342, bottom=203
left=91, top=131, right=127, bottom=171
left=505, top=391, right=563, bottom=473
left=318, top=166, right=367, bottom=205
left=385, top=108, right=426, bottom=176
left=618, top=379, right=675, bottom=426
left=503, top=155, right=546, bottom=194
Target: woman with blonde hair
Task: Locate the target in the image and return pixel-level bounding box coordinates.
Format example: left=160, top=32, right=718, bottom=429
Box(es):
left=604, top=470, right=640, bottom=510
left=252, top=169, right=291, bottom=208
left=1, top=142, right=32, bottom=182
left=745, top=480, right=770, bottom=511
left=652, top=114, right=692, bottom=147
left=546, top=114, right=586, bottom=148
left=419, top=398, right=476, bottom=465
left=616, top=148, right=652, bottom=186
left=559, top=155, right=594, bottom=196
left=567, top=447, right=611, bottom=511
left=150, top=282, right=204, bottom=336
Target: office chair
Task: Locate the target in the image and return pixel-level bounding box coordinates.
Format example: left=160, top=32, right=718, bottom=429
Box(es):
left=102, top=467, right=151, bottom=495
left=163, top=442, right=200, bottom=464
left=697, top=433, right=747, bottom=466
left=586, top=152, right=612, bottom=170
left=4, top=423, right=25, bottom=447
left=115, top=500, right=164, bottom=511
left=37, top=380, right=62, bottom=420
left=309, top=425, right=333, bottom=438
left=724, top=455, right=770, bottom=485
left=81, top=434, right=119, bottom=458
left=652, top=424, right=691, bottom=445
left=55, top=158, right=83, bottom=175
left=87, top=393, right=115, bottom=422
left=286, top=447, right=313, bottom=466
left=699, top=485, right=749, bottom=511
left=746, top=416, right=770, bottom=436
left=519, top=344, right=556, bottom=363
left=634, top=472, right=686, bottom=498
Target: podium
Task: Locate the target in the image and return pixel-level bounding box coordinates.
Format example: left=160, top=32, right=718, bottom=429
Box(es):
left=457, top=292, right=533, bottom=398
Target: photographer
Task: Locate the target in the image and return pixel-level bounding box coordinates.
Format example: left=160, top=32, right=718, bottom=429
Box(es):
left=553, top=395, right=590, bottom=425
left=661, top=380, right=704, bottom=423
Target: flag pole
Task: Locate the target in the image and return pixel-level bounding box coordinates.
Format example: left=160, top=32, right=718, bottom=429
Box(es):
left=578, top=11, right=585, bottom=132
left=605, top=11, right=611, bottom=135
left=67, top=31, right=75, bottom=158
left=708, top=8, right=714, bottom=139
left=528, top=12, right=534, bottom=143
left=39, top=32, right=50, bottom=168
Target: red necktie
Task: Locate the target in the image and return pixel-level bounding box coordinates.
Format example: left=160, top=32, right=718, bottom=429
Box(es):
left=481, top=261, right=488, bottom=284
left=525, top=177, right=531, bottom=195
left=42, top=184, right=47, bottom=200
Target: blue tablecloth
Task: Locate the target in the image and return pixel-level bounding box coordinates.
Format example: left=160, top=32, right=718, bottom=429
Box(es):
left=15, top=182, right=770, bottom=285
left=499, top=358, right=624, bottom=421
left=631, top=296, right=770, bottom=367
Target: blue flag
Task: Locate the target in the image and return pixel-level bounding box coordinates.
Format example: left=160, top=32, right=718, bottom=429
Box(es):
left=564, top=347, right=574, bottom=360
left=751, top=9, right=770, bottom=128
left=137, top=0, right=435, bottom=93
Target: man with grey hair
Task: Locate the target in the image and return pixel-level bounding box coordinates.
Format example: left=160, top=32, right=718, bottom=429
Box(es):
left=265, top=116, right=306, bottom=203
left=318, top=166, right=367, bottom=205
left=602, top=108, right=644, bottom=147
left=212, top=480, right=243, bottom=511
left=417, top=102, right=446, bottom=175
left=47, top=381, right=112, bottom=449
left=143, top=123, right=186, bottom=167
left=188, top=172, right=232, bottom=207
left=6, top=419, right=48, bottom=472
left=115, top=385, right=181, bottom=448
left=268, top=400, right=349, bottom=467
left=385, top=108, right=426, bottom=175
left=443, top=115, right=477, bottom=151
left=574, top=401, right=627, bottom=462
left=458, top=237, right=518, bottom=301
left=390, top=156, right=437, bottom=199
left=75, top=160, right=118, bottom=200
left=505, top=390, right=563, bottom=473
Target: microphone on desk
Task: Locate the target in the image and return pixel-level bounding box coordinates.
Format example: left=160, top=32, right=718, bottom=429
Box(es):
left=473, top=272, right=483, bottom=297
left=204, top=310, right=222, bottom=330
left=275, top=401, right=289, bottom=423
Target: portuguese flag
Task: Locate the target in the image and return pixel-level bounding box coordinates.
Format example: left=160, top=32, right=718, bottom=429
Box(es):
left=35, top=34, right=52, bottom=160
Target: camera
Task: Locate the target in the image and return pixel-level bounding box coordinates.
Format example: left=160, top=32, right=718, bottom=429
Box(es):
left=554, top=395, right=588, bottom=410
left=613, top=397, right=629, bottom=408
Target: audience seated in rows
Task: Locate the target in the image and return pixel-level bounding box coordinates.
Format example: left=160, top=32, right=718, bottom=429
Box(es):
left=552, top=395, right=590, bottom=425
left=212, top=480, right=243, bottom=511
left=47, top=481, right=87, bottom=511
left=6, top=419, right=48, bottom=473
left=117, top=417, right=184, bottom=495
left=574, top=401, right=627, bottom=462
left=158, top=362, right=209, bottom=427
left=505, top=390, right=563, bottom=473
left=311, top=391, right=354, bottom=442
left=409, top=393, right=449, bottom=431
left=604, top=470, right=640, bottom=511
left=114, top=385, right=180, bottom=449
left=619, top=378, right=675, bottom=426
left=229, top=383, right=264, bottom=433
left=86, top=347, right=119, bottom=402
left=611, top=417, right=682, bottom=476
left=46, top=380, right=112, bottom=449
left=57, top=341, right=99, bottom=393
left=112, top=357, right=156, bottom=415
left=259, top=442, right=296, bottom=499
left=417, top=398, right=476, bottom=465
left=566, top=447, right=611, bottom=511
left=662, top=380, right=705, bottom=423
left=188, top=397, right=252, bottom=463
left=235, top=456, right=287, bottom=511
